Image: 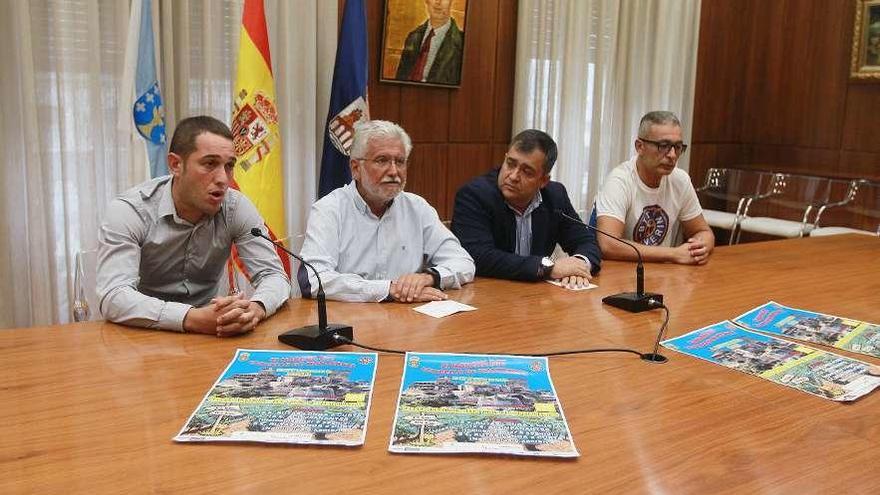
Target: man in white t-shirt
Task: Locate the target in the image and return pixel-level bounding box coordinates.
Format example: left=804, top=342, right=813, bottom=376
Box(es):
left=595, top=111, right=714, bottom=265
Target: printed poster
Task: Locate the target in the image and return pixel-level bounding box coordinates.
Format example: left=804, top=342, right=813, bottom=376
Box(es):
left=662, top=322, right=880, bottom=402
left=389, top=352, right=578, bottom=457
left=734, top=301, right=880, bottom=359
left=174, top=349, right=378, bottom=446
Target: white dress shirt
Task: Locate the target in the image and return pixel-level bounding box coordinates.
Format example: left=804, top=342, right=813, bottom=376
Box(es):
left=298, top=182, right=475, bottom=302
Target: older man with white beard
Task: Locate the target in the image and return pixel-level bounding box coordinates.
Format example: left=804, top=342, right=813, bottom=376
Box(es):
left=297, top=120, right=474, bottom=303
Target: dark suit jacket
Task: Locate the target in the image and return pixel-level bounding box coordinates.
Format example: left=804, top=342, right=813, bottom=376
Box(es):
left=451, top=169, right=602, bottom=281
left=395, top=18, right=463, bottom=85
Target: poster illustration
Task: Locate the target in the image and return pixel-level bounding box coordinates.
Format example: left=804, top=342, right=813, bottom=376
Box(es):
left=175, top=349, right=378, bottom=446
left=733, top=301, right=880, bottom=359
left=389, top=352, right=578, bottom=457
left=662, top=322, right=880, bottom=402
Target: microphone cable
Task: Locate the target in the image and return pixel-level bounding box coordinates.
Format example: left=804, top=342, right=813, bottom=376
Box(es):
left=333, top=336, right=406, bottom=355
left=331, top=299, right=670, bottom=363
left=646, top=301, right=671, bottom=361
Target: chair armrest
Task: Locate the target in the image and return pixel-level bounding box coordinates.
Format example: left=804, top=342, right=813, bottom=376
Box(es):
left=812, top=182, right=861, bottom=227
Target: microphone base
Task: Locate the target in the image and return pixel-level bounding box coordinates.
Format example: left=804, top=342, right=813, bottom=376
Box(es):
left=602, top=292, right=663, bottom=313
left=278, top=323, right=354, bottom=351
left=640, top=353, right=668, bottom=364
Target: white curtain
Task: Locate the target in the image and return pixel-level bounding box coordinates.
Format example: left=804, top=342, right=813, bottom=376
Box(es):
left=513, top=0, right=702, bottom=214
left=0, top=0, right=336, bottom=329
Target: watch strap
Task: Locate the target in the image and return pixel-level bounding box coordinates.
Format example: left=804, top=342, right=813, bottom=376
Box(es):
left=426, top=267, right=442, bottom=289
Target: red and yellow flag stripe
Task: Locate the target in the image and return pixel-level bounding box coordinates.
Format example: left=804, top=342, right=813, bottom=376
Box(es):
left=230, top=0, right=289, bottom=277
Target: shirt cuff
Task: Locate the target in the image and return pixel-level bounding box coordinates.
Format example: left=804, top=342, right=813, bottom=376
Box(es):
left=378, top=280, right=393, bottom=302
left=251, top=294, right=282, bottom=317
left=432, top=266, right=453, bottom=290
left=159, top=301, right=192, bottom=332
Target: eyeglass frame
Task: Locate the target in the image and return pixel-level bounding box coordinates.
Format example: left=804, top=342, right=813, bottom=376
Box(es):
left=637, top=138, right=688, bottom=156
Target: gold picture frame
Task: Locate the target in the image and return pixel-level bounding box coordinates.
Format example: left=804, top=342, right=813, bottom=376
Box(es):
left=851, top=0, right=880, bottom=79
left=379, top=0, right=469, bottom=88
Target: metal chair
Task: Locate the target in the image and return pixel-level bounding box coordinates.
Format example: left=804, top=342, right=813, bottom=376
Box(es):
left=696, top=169, right=787, bottom=244
left=810, top=180, right=880, bottom=237
left=734, top=174, right=832, bottom=242
left=72, top=249, right=99, bottom=322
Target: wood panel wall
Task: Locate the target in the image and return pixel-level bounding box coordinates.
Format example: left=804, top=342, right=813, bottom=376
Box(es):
left=360, top=0, right=517, bottom=219
left=691, top=0, right=880, bottom=184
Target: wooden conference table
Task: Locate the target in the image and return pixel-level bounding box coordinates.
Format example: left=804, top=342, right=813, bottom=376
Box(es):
left=3, top=235, right=879, bottom=494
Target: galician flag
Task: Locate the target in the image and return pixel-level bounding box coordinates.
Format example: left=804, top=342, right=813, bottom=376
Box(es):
left=230, top=0, right=290, bottom=278
left=120, top=0, right=167, bottom=178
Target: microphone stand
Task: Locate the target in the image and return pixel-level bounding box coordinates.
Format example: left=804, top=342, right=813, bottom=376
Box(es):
left=556, top=210, right=663, bottom=313
left=250, top=228, right=353, bottom=350
left=556, top=211, right=667, bottom=363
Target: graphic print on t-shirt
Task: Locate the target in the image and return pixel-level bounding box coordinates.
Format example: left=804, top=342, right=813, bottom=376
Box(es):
left=633, top=204, right=669, bottom=245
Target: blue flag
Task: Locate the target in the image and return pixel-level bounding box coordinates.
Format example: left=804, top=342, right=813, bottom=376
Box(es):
left=318, top=0, right=369, bottom=198
left=131, top=0, right=167, bottom=178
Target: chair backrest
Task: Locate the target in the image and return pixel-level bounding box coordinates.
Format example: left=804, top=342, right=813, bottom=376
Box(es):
left=768, top=174, right=830, bottom=207
left=697, top=168, right=774, bottom=215
left=849, top=180, right=880, bottom=216
left=824, top=178, right=860, bottom=210
left=743, top=173, right=832, bottom=221
left=697, top=168, right=726, bottom=190
left=816, top=180, right=880, bottom=232
left=763, top=173, right=788, bottom=197
left=698, top=168, right=766, bottom=197
left=72, top=249, right=99, bottom=322
left=856, top=181, right=880, bottom=233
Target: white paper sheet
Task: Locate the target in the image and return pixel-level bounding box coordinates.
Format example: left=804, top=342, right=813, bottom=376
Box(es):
left=413, top=300, right=477, bottom=318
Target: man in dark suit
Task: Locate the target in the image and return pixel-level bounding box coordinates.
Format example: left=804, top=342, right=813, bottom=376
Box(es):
left=395, top=0, right=464, bottom=85
left=451, top=130, right=601, bottom=288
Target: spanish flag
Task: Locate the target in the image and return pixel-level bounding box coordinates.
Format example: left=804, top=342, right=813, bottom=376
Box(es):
left=229, top=0, right=290, bottom=278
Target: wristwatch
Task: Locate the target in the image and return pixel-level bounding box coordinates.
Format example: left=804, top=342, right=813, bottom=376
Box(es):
left=426, top=267, right=442, bottom=289
left=539, top=257, right=555, bottom=279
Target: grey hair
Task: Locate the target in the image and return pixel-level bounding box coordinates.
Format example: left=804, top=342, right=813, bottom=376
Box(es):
left=638, top=111, right=682, bottom=138
left=350, top=120, right=413, bottom=160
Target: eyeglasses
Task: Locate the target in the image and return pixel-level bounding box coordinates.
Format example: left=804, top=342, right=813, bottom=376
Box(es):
left=638, top=138, right=688, bottom=156
left=355, top=155, right=409, bottom=168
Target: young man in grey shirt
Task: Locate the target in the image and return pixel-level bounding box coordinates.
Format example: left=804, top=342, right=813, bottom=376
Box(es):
left=97, top=116, right=290, bottom=336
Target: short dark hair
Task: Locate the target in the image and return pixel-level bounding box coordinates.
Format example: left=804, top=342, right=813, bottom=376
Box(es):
left=510, top=129, right=558, bottom=174
left=169, top=116, right=234, bottom=160
left=638, top=111, right=681, bottom=138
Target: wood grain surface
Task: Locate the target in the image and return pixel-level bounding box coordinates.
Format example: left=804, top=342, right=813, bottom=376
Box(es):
left=3, top=235, right=879, bottom=494
left=692, top=0, right=880, bottom=183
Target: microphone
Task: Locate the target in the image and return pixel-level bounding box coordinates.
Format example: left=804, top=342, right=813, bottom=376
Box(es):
left=250, top=227, right=353, bottom=350
left=555, top=210, right=663, bottom=314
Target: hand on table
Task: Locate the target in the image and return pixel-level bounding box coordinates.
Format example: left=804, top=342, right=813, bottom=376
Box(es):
left=183, top=293, right=265, bottom=337
left=390, top=273, right=447, bottom=303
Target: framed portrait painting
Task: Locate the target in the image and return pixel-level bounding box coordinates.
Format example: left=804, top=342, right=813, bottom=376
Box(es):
left=851, top=0, right=880, bottom=79
left=380, top=0, right=468, bottom=88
